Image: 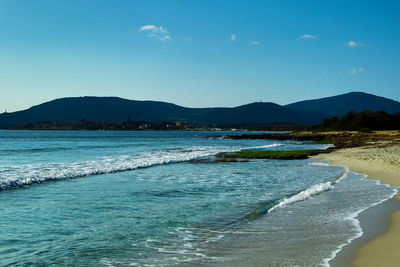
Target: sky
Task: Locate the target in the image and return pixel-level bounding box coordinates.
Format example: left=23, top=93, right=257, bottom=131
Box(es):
left=0, top=0, right=399, bottom=112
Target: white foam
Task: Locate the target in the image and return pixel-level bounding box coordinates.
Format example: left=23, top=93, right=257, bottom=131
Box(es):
left=322, top=144, right=335, bottom=149
left=268, top=182, right=334, bottom=213
left=244, top=143, right=285, bottom=150
left=0, top=141, right=289, bottom=190
left=309, top=161, right=331, bottom=167
left=268, top=165, right=349, bottom=213
left=319, top=166, right=398, bottom=267
left=263, top=162, right=398, bottom=266
left=144, top=238, right=223, bottom=262
left=0, top=146, right=230, bottom=190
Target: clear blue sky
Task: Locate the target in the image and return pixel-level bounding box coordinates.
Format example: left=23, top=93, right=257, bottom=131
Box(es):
left=1, top=0, right=399, bottom=112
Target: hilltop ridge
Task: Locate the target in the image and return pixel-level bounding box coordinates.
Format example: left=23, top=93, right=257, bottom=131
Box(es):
left=1, top=92, right=399, bottom=128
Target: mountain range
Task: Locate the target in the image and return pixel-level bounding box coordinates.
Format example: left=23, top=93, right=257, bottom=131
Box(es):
left=1, top=92, right=400, bottom=128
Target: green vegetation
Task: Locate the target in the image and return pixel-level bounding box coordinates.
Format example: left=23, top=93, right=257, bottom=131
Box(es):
left=216, top=149, right=324, bottom=160
left=314, top=110, right=400, bottom=131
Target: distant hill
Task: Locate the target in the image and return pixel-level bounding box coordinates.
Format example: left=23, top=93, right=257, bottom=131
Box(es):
left=285, top=92, right=400, bottom=117
left=0, top=97, right=324, bottom=128
left=1, top=92, right=399, bottom=129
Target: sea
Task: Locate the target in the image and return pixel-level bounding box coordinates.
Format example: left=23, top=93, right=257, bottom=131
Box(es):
left=0, top=130, right=396, bottom=266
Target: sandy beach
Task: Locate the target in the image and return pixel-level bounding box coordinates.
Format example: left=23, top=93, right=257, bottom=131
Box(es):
left=314, top=143, right=400, bottom=266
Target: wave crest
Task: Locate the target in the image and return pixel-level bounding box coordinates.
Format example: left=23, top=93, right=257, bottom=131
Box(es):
left=0, top=147, right=226, bottom=190
left=268, top=165, right=349, bottom=213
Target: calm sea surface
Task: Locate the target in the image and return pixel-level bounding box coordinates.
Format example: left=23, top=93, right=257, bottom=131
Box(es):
left=0, top=131, right=396, bottom=266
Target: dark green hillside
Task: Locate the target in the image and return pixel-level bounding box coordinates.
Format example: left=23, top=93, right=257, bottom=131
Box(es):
left=0, top=97, right=190, bottom=128
left=1, top=92, right=399, bottom=129
left=285, top=92, right=400, bottom=117
left=0, top=97, right=324, bottom=128
left=191, top=102, right=325, bottom=125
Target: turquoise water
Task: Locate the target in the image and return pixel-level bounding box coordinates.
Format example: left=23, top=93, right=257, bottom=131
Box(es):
left=0, top=131, right=396, bottom=266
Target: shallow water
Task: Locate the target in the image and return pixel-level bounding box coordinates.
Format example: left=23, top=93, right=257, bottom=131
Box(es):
left=0, top=131, right=396, bottom=266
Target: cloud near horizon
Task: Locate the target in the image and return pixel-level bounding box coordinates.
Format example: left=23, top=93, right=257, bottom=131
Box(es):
left=139, top=25, right=171, bottom=41
left=249, top=41, right=259, bottom=45
left=300, top=34, right=317, bottom=39
left=230, top=34, right=236, bottom=41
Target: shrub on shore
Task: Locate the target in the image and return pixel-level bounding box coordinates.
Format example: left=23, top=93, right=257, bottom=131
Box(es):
left=315, top=110, right=400, bottom=131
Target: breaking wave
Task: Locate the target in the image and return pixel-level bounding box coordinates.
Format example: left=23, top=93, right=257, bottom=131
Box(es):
left=0, top=147, right=228, bottom=190
left=268, top=165, right=349, bottom=213
left=245, top=165, right=349, bottom=219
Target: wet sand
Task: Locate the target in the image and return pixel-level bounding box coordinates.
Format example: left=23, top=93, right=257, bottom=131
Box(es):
left=313, top=144, right=400, bottom=266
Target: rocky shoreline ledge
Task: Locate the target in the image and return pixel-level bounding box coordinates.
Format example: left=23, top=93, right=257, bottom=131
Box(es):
left=218, top=131, right=400, bottom=160
left=227, top=130, right=400, bottom=148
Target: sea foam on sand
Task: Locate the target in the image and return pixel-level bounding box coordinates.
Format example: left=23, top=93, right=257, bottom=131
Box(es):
left=313, top=144, right=400, bottom=267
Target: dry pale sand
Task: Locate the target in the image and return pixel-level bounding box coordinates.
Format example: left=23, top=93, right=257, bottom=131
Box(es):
left=314, top=145, right=400, bottom=267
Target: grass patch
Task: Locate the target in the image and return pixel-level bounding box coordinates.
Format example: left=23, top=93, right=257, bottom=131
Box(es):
left=190, top=158, right=249, bottom=164
left=216, top=149, right=324, bottom=160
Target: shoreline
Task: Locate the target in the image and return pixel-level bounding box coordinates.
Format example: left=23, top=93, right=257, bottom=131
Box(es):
left=312, top=144, right=400, bottom=266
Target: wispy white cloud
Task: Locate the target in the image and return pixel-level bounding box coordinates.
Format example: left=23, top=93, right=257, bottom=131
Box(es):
left=139, top=25, right=168, bottom=34
left=230, top=34, right=237, bottom=41
left=300, top=34, right=317, bottom=39
left=348, top=40, right=365, bottom=48
left=148, top=34, right=171, bottom=41
left=139, top=25, right=171, bottom=41
left=349, top=67, right=364, bottom=74
left=139, top=25, right=156, bottom=32
left=249, top=41, right=259, bottom=45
